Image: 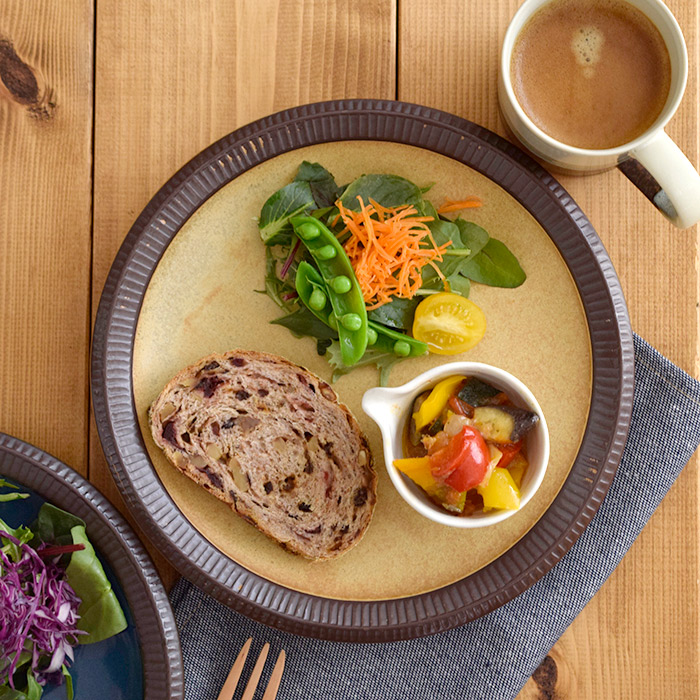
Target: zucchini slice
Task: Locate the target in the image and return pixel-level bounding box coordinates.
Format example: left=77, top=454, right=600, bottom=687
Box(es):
left=472, top=405, right=538, bottom=443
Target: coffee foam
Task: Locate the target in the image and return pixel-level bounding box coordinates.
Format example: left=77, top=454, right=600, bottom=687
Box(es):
left=571, top=25, right=604, bottom=77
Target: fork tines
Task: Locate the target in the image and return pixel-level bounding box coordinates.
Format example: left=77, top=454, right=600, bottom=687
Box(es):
left=216, top=637, right=286, bottom=700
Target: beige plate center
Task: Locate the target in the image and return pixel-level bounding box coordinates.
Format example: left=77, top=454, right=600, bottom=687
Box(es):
left=133, top=141, right=591, bottom=601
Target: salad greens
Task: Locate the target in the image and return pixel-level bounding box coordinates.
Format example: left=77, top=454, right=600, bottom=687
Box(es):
left=257, top=162, right=526, bottom=384
left=0, top=480, right=127, bottom=699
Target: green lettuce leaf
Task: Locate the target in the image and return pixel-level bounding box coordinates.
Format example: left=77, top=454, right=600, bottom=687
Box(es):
left=0, top=517, right=33, bottom=564
left=0, top=687, right=32, bottom=699
left=65, top=525, right=127, bottom=644
left=62, top=666, right=74, bottom=700
left=0, top=479, right=29, bottom=503
left=24, top=671, right=41, bottom=700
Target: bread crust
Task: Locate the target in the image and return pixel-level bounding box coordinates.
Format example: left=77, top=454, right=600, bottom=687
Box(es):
left=148, top=349, right=376, bottom=560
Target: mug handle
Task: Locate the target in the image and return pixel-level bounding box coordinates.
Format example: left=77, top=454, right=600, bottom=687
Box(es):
left=623, top=130, right=700, bottom=229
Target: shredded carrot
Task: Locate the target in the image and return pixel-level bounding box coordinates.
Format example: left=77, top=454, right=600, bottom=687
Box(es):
left=336, top=196, right=450, bottom=309
left=437, top=197, right=482, bottom=214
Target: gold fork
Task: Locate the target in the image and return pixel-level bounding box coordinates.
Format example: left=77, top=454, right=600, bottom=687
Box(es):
left=216, top=638, right=286, bottom=700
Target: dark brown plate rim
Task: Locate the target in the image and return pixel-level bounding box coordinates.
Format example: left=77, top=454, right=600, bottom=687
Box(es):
left=91, top=99, right=634, bottom=643
left=0, top=432, right=184, bottom=698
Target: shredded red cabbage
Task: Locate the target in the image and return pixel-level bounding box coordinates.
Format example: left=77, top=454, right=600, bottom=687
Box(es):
left=0, top=530, right=85, bottom=690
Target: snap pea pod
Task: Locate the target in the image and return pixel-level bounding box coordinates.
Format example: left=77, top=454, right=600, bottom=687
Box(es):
left=295, top=261, right=427, bottom=359
left=367, top=320, right=428, bottom=358
left=295, top=261, right=336, bottom=327
left=291, top=216, right=368, bottom=366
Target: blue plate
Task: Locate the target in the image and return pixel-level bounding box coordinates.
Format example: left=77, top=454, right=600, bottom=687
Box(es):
left=0, top=434, right=183, bottom=699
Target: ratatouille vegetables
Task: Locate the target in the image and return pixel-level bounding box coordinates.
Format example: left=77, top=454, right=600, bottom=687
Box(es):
left=395, top=376, right=539, bottom=515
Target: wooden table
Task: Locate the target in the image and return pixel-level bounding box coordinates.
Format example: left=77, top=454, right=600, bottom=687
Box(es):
left=1, top=1, right=697, bottom=697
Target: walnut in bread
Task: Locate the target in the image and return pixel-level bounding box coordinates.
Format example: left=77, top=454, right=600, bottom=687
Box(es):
left=148, top=349, right=376, bottom=560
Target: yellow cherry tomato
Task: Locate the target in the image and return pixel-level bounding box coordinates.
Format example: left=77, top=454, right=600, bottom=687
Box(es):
left=412, top=293, right=486, bottom=355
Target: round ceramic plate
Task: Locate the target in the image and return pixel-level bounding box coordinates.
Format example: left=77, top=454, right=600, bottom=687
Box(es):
left=0, top=433, right=183, bottom=697
left=91, top=100, right=633, bottom=642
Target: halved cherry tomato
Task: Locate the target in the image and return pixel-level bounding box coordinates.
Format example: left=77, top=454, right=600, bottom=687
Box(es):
left=412, top=292, right=486, bottom=355
left=496, top=441, right=522, bottom=469
left=429, top=426, right=489, bottom=492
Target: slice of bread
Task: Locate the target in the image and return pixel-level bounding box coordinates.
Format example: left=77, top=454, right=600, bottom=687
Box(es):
left=148, top=349, right=376, bottom=560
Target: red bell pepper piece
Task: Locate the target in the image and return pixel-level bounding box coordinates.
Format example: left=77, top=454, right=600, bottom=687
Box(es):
left=496, top=441, right=522, bottom=469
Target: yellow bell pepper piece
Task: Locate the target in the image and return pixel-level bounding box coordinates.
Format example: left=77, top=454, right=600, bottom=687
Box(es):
left=394, top=457, right=467, bottom=512
left=507, top=453, right=528, bottom=489
left=477, top=467, right=521, bottom=511
left=393, top=457, right=436, bottom=492
left=412, top=375, right=464, bottom=431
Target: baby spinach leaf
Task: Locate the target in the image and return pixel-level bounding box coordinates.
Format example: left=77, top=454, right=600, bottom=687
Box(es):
left=66, top=525, right=127, bottom=644
left=428, top=218, right=462, bottom=249
left=294, top=161, right=341, bottom=208
left=454, top=218, right=489, bottom=257
left=368, top=297, right=420, bottom=330
left=445, top=273, right=471, bottom=296
left=259, top=181, right=315, bottom=245
left=271, top=307, right=338, bottom=341
left=460, top=238, right=526, bottom=287
left=418, top=218, right=474, bottom=298
left=417, top=199, right=439, bottom=219
left=340, top=174, right=423, bottom=210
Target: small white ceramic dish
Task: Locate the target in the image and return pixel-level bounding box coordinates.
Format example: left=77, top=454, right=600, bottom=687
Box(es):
left=362, top=362, right=550, bottom=528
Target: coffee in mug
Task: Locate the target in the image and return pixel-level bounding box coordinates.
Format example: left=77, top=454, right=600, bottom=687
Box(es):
left=510, top=0, right=671, bottom=149
left=499, top=0, right=700, bottom=228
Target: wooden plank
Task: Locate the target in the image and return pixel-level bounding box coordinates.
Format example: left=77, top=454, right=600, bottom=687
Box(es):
left=399, top=1, right=698, bottom=698
left=91, top=0, right=396, bottom=586
left=0, top=0, right=93, bottom=473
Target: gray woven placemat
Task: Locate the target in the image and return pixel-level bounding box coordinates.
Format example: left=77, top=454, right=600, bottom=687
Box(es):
left=170, top=334, right=700, bottom=700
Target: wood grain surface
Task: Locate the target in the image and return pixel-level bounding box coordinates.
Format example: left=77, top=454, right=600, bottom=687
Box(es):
left=1, top=0, right=697, bottom=697
left=0, top=0, right=93, bottom=472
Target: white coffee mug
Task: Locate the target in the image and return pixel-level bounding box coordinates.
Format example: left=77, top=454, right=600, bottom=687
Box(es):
left=499, top=0, right=700, bottom=229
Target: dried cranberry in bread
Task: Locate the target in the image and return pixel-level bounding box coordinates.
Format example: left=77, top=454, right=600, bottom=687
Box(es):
left=148, top=349, right=376, bottom=560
